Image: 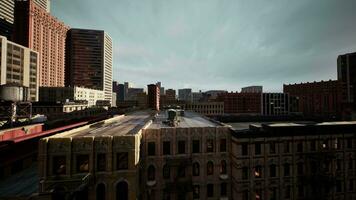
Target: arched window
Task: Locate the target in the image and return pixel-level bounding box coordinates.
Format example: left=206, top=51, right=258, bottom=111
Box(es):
left=116, top=181, right=128, bottom=200
left=207, top=161, right=214, bottom=175
left=148, top=165, right=155, bottom=181
left=220, top=160, right=227, bottom=174
left=163, top=164, right=170, bottom=179
left=96, top=183, right=105, bottom=200
left=193, top=162, right=200, bottom=176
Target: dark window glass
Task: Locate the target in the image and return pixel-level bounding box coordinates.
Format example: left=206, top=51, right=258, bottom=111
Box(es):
left=284, top=142, right=290, bottom=153
left=242, top=190, right=249, bottom=200
left=221, top=183, right=227, bottom=196
left=207, top=139, right=214, bottom=153
left=97, top=153, right=106, bottom=172
left=270, top=142, right=276, bottom=154
left=298, top=185, right=304, bottom=197
left=148, top=165, right=155, bottom=181
left=193, top=185, right=200, bottom=199
left=207, top=161, right=214, bottom=175
left=270, top=164, right=276, bottom=177
left=256, top=189, right=262, bottom=200
left=242, top=167, right=248, bottom=180
left=284, top=163, right=290, bottom=176
left=207, top=184, right=214, bottom=197
left=310, top=140, right=316, bottom=151
left=336, top=180, right=342, bottom=192
left=242, top=143, right=248, bottom=155
left=163, top=141, right=171, bottom=155
left=347, top=139, right=352, bottom=149
left=220, top=160, right=227, bottom=175
left=148, top=142, right=155, bottom=156
left=193, top=162, right=200, bottom=176
left=76, top=155, right=89, bottom=173
left=178, top=140, right=186, bottom=154
left=220, top=139, right=227, bottom=152
left=297, top=163, right=303, bottom=176
left=255, top=165, right=262, bottom=178
left=53, top=156, right=66, bottom=175
left=96, top=183, right=105, bottom=200
left=178, top=165, right=185, bottom=177
left=255, top=143, right=261, bottom=155
left=117, top=152, right=128, bottom=170
left=163, top=164, right=170, bottom=179
left=285, top=186, right=291, bottom=199
left=297, top=142, right=303, bottom=153
left=192, top=140, right=200, bottom=153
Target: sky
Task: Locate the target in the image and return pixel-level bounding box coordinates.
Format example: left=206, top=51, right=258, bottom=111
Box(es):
left=52, top=0, right=356, bottom=92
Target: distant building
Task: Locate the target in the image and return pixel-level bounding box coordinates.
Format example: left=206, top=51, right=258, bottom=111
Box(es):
left=136, top=92, right=148, bottom=109
left=284, top=80, right=347, bottom=119
left=124, top=82, right=131, bottom=100
left=192, top=91, right=203, bottom=102
left=184, top=102, right=224, bottom=116
left=13, top=0, right=69, bottom=87
left=178, top=88, right=192, bottom=102
left=147, top=84, right=160, bottom=111
left=262, top=93, right=290, bottom=116
left=165, top=89, right=176, bottom=102
left=231, top=121, right=356, bottom=200
left=217, top=92, right=261, bottom=114
left=241, top=86, right=263, bottom=93
left=65, top=28, right=113, bottom=105
left=0, top=0, right=14, bottom=39
left=112, top=81, right=120, bottom=103
left=0, top=36, right=39, bottom=101
left=338, top=52, right=356, bottom=104
left=118, top=83, right=125, bottom=101
left=32, top=101, right=89, bottom=116
left=112, top=92, right=117, bottom=107
left=127, top=88, right=144, bottom=101
left=39, top=86, right=105, bottom=107
left=33, top=0, right=51, bottom=12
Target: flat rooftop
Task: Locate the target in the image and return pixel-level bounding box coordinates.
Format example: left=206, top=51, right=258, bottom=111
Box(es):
left=147, top=111, right=223, bottom=129
left=48, top=111, right=153, bottom=138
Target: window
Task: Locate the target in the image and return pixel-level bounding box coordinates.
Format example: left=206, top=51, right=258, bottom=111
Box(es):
left=207, top=184, right=214, bottom=197
left=148, top=142, right=155, bottom=156
left=193, top=162, right=200, bottom=176
left=220, top=139, right=227, bottom=152
left=207, top=139, right=214, bottom=153
left=163, top=141, right=171, bottom=155
left=220, top=160, right=227, bottom=175
left=284, top=163, right=290, bottom=176
left=148, top=165, right=155, bottom=181
left=349, top=180, right=354, bottom=192
left=336, top=180, right=342, bottom=193
left=242, top=190, right=249, bottom=200
left=347, top=139, right=353, bottom=149
left=254, top=165, right=262, bottom=178
left=285, top=186, right=291, bottom=199
left=76, top=155, right=89, bottom=173
left=117, top=152, right=128, bottom=170
left=52, top=156, right=66, bottom=175
left=116, top=181, right=128, bottom=200
left=311, top=161, right=317, bottom=174
left=297, top=185, right=304, bottom=197
left=284, top=142, right=290, bottom=153
left=192, top=140, right=200, bottom=153
left=297, top=163, right=303, bottom=176
left=242, top=143, right=248, bottom=155
left=270, top=187, right=277, bottom=200
left=269, top=142, right=276, bottom=154
left=336, top=159, right=342, bottom=171
left=255, top=189, right=262, bottom=200
left=178, top=165, right=185, bottom=177
left=178, top=140, right=186, bottom=154
left=348, top=160, right=354, bottom=170
left=322, top=139, right=329, bottom=149
left=310, top=140, right=316, bottom=151
left=97, top=153, right=106, bottom=172
left=163, top=164, right=170, bottom=179
left=193, top=185, right=200, bottom=199
left=242, top=167, right=248, bottom=180
left=221, top=183, right=227, bottom=196
left=270, top=164, right=276, bottom=177
left=297, top=142, right=303, bottom=153
left=96, top=183, right=105, bottom=200
left=207, top=161, right=214, bottom=175
left=255, top=143, right=261, bottom=155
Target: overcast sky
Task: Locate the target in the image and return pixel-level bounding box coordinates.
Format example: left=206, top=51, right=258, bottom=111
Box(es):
left=52, top=0, right=356, bottom=92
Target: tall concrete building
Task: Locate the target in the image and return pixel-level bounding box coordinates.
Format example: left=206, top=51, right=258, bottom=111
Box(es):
left=65, top=29, right=113, bottom=105
left=33, top=0, right=50, bottom=12
left=178, top=88, right=192, bottom=102
left=338, top=52, right=356, bottom=104
left=147, top=84, right=160, bottom=111
left=0, top=36, right=39, bottom=101
left=0, top=0, right=14, bottom=39
left=13, top=0, right=69, bottom=87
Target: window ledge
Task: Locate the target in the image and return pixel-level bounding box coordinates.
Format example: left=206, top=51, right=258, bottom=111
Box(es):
left=147, top=180, right=156, bottom=186
left=220, top=174, right=229, bottom=180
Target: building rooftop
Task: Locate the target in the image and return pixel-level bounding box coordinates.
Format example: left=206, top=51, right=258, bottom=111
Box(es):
left=147, top=111, right=224, bottom=129
left=48, top=111, right=153, bottom=138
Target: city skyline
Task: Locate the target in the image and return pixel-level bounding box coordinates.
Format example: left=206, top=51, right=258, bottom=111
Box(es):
left=52, top=0, right=356, bottom=92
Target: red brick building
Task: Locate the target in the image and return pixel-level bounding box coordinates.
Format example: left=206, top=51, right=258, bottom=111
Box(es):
left=13, top=0, right=69, bottom=87
left=283, top=80, right=348, bottom=119
left=216, top=92, right=261, bottom=114
left=147, top=84, right=160, bottom=111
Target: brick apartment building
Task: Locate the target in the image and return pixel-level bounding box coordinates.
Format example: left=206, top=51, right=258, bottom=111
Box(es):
left=216, top=92, right=261, bottom=115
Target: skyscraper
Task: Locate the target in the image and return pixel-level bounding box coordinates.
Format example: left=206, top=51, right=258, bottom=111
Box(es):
left=0, top=0, right=14, bottom=39
left=147, top=84, right=160, bottom=111
left=13, top=0, right=69, bottom=87
left=65, top=28, right=113, bottom=105
left=338, top=52, right=356, bottom=104
left=33, top=0, right=51, bottom=12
